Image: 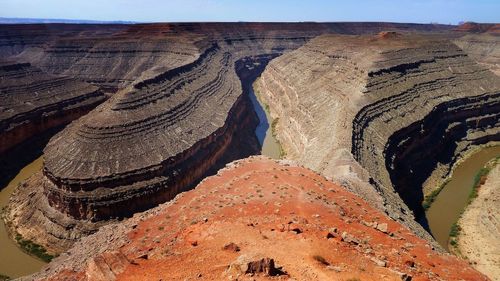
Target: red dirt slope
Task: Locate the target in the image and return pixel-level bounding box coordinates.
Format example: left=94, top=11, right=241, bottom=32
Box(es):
left=35, top=157, right=487, bottom=281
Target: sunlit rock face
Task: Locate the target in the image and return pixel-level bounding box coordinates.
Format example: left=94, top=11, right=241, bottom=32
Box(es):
left=256, top=33, right=500, bottom=242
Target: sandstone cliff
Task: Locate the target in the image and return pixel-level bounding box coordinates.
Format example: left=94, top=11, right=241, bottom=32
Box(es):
left=256, top=33, right=500, bottom=243
left=22, top=157, right=487, bottom=281
left=0, top=60, right=106, bottom=186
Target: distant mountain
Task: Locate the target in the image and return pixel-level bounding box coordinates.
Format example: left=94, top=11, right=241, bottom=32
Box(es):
left=0, top=17, right=136, bottom=24
left=455, top=21, right=500, bottom=33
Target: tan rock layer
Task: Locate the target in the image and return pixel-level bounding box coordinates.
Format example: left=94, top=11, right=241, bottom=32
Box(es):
left=0, top=62, right=105, bottom=155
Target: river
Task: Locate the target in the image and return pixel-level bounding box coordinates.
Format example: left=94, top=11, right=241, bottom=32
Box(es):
left=248, top=84, right=282, bottom=159
left=0, top=156, right=46, bottom=279
left=425, top=146, right=500, bottom=249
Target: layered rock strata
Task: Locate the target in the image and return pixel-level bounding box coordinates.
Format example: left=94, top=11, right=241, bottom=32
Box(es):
left=0, top=61, right=105, bottom=185
left=454, top=33, right=500, bottom=76
left=0, top=24, right=201, bottom=90
left=0, top=61, right=104, bottom=154
left=0, top=22, right=472, bottom=257
left=42, top=43, right=261, bottom=221
left=256, top=33, right=500, bottom=242
left=5, top=32, right=312, bottom=252
left=22, top=157, right=487, bottom=281
left=0, top=22, right=453, bottom=89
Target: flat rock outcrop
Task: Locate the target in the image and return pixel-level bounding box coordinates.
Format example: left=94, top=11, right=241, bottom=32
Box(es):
left=23, top=157, right=487, bottom=281
left=454, top=33, right=500, bottom=76
left=256, top=33, right=500, bottom=243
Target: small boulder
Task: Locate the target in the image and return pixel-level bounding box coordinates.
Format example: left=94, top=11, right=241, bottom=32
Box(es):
left=341, top=232, right=360, bottom=245
left=226, top=254, right=286, bottom=278
left=223, top=242, right=241, bottom=252
left=376, top=223, right=388, bottom=233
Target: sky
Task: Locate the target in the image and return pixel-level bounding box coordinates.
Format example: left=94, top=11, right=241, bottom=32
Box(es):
left=0, top=0, right=499, bottom=24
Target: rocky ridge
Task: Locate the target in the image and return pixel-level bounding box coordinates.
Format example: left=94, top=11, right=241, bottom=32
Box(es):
left=21, top=157, right=488, bottom=281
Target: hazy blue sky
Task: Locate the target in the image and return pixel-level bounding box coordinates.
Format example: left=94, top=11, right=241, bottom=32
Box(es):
left=1, top=0, right=499, bottom=24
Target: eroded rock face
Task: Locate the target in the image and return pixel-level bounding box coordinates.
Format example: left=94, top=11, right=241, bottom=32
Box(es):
left=42, top=43, right=256, bottom=221
left=23, top=157, right=487, bottom=281
left=454, top=33, right=500, bottom=76
left=0, top=61, right=105, bottom=153
left=0, top=24, right=202, bottom=90
left=256, top=33, right=500, bottom=242
left=0, top=61, right=106, bottom=184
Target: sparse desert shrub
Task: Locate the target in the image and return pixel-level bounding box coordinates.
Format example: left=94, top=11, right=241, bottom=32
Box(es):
left=312, top=254, right=330, bottom=265
left=449, top=223, right=460, bottom=237
left=15, top=234, right=54, bottom=262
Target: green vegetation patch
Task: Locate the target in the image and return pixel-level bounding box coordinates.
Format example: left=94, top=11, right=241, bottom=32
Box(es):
left=468, top=167, right=490, bottom=204
left=422, top=178, right=450, bottom=210
left=0, top=273, right=11, bottom=281
left=270, top=117, right=286, bottom=158
left=253, top=84, right=287, bottom=159
left=15, top=234, right=54, bottom=262
left=448, top=156, right=499, bottom=251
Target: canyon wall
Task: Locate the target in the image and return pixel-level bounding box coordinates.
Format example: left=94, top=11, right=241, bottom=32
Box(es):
left=0, top=24, right=202, bottom=90
left=0, top=61, right=105, bottom=155
left=0, top=61, right=106, bottom=186
left=4, top=27, right=322, bottom=253
left=256, top=33, right=500, bottom=242
left=454, top=33, right=500, bottom=76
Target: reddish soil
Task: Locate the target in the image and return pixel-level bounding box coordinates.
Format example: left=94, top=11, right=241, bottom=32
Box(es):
left=44, top=157, right=487, bottom=281
left=377, top=31, right=402, bottom=40
left=455, top=22, right=500, bottom=33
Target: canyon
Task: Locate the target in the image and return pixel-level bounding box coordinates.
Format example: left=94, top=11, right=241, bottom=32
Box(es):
left=0, top=22, right=498, bottom=280
left=256, top=32, right=500, bottom=242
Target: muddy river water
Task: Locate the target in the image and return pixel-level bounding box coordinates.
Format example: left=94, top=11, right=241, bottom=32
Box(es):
left=248, top=85, right=282, bottom=159
left=426, top=146, right=500, bottom=249
left=0, top=156, right=46, bottom=279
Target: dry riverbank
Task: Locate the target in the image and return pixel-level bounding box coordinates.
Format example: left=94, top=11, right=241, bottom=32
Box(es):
left=455, top=158, right=500, bottom=280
